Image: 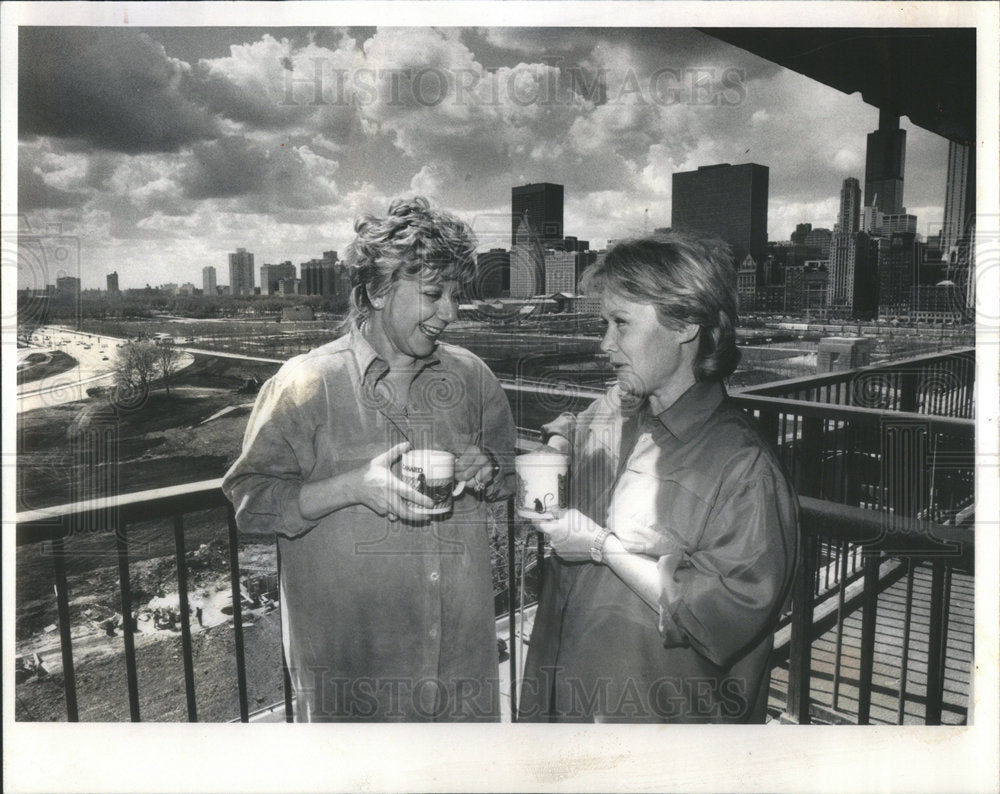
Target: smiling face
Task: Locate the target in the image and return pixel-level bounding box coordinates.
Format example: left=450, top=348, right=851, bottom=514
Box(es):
left=367, top=271, right=460, bottom=367
left=599, top=290, right=700, bottom=413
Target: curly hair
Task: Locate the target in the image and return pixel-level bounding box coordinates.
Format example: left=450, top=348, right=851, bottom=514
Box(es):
left=581, top=231, right=741, bottom=381
left=343, top=196, right=478, bottom=328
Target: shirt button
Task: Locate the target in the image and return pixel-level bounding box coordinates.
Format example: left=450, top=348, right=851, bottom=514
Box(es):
left=429, top=571, right=439, bottom=583
left=429, top=627, right=439, bottom=638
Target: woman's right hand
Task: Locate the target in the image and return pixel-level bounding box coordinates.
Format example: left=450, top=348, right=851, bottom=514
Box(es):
left=353, top=441, right=434, bottom=522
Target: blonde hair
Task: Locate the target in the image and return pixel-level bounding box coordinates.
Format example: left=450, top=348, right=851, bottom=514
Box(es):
left=582, top=232, right=741, bottom=381
left=344, top=197, right=477, bottom=328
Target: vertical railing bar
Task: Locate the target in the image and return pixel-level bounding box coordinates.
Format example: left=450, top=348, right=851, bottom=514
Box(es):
left=277, top=545, right=293, bottom=722
left=786, top=531, right=816, bottom=724
left=52, top=537, right=79, bottom=722
left=172, top=512, right=198, bottom=722
left=506, top=498, right=518, bottom=722
left=896, top=560, right=916, bottom=724
left=938, top=567, right=953, bottom=710
left=832, top=539, right=850, bottom=711
left=225, top=503, right=250, bottom=722
left=857, top=550, right=881, bottom=725
left=925, top=561, right=946, bottom=725
left=114, top=528, right=141, bottom=721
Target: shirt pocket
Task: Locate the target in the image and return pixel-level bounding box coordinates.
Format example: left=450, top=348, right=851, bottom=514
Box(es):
left=608, top=464, right=711, bottom=556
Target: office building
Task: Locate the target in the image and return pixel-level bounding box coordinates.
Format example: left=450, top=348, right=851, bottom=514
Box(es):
left=56, top=275, right=80, bottom=296
left=261, top=261, right=296, bottom=295
left=736, top=254, right=758, bottom=313
left=228, top=248, right=255, bottom=296
left=511, top=183, right=564, bottom=249
left=544, top=250, right=577, bottom=295
left=941, top=141, right=974, bottom=258
left=106, top=272, right=119, bottom=294
left=202, top=266, right=217, bottom=295
left=864, top=110, right=906, bottom=215
left=671, top=162, right=769, bottom=268
left=475, top=249, right=510, bottom=299
left=878, top=232, right=921, bottom=317
left=828, top=177, right=862, bottom=313
left=510, top=215, right=545, bottom=298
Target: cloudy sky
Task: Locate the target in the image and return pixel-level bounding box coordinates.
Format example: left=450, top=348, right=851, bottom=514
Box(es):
left=17, top=24, right=952, bottom=291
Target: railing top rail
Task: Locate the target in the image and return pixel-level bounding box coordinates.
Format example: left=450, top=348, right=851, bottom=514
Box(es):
left=736, top=347, right=974, bottom=396
left=16, top=478, right=230, bottom=545
left=730, top=393, right=976, bottom=431
left=17, top=478, right=975, bottom=573
left=799, top=495, right=974, bottom=572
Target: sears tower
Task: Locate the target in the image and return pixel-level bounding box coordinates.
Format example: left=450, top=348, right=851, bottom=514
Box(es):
left=864, top=109, right=906, bottom=214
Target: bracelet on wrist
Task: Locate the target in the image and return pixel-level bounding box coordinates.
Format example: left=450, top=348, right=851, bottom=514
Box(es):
left=590, top=526, right=613, bottom=563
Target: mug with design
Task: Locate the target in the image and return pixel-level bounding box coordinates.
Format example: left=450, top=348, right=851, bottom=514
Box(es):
left=401, top=449, right=466, bottom=515
left=515, top=447, right=569, bottom=520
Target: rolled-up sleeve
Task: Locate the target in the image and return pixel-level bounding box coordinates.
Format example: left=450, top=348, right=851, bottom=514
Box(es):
left=656, top=459, right=798, bottom=669
left=222, top=372, right=322, bottom=540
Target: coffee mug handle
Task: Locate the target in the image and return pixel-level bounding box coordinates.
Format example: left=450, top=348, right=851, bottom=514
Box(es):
left=453, top=480, right=466, bottom=497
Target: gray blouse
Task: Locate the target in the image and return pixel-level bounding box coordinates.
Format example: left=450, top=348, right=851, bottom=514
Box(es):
left=223, top=329, right=516, bottom=721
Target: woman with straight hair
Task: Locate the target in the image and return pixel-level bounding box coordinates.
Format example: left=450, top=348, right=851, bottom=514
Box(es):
left=520, top=232, right=798, bottom=723
left=224, top=197, right=516, bottom=721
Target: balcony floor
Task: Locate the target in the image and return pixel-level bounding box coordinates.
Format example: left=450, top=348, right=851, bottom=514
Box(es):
left=768, top=565, right=973, bottom=725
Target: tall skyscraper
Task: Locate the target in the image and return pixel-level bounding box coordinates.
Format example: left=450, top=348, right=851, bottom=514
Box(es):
left=671, top=163, right=769, bottom=268
left=828, top=177, right=862, bottom=312
left=864, top=110, right=906, bottom=215
left=509, top=215, right=545, bottom=298
left=106, top=272, right=119, bottom=294
left=228, top=248, right=255, bottom=296
left=202, top=266, right=217, bottom=295
left=941, top=140, right=973, bottom=257
left=511, top=183, right=564, bottom=249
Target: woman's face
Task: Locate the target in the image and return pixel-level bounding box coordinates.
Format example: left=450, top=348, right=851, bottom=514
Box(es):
left=599, top=290, right=699, bottom=411
left=372, top=272, right=460, bottom=365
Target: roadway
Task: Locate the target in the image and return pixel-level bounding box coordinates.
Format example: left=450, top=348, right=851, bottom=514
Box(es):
left=17, top=326, right=193, bottom=413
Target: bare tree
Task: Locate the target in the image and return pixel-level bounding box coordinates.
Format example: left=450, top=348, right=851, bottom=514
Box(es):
left=114, top=339, right=157, bottom=402
left=156, top=341, right=181, bottom=397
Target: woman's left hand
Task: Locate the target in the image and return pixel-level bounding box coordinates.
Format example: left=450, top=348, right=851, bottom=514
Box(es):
left=454, top=445, right=495, bottom=493
left=535, top=508, right=604, bottom=563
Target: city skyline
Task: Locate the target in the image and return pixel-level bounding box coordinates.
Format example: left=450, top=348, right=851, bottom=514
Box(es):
left=14, top=24, right=958, bottom=291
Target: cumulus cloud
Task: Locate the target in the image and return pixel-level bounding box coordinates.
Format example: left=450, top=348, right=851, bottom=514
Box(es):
left=19, top=28, right=221, bottom=153
left=16, top=26, right=950, bottom=287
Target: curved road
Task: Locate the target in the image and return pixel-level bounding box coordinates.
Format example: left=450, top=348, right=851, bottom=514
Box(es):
left=17, top=327, right=193, bottom=413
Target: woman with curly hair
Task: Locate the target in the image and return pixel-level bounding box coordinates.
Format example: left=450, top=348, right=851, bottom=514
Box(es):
left=519, top=232, right=798, bottom=723
left=224, top=197, right=516, bottom=721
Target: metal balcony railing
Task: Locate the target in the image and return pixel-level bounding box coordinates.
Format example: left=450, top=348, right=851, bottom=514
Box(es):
left=15, top=350, right=976, bottom=723
left=16, top=481, right=974, bottom=724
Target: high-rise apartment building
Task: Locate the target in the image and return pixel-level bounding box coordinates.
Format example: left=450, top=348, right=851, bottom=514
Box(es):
left=301, top=252, right=339, bottom=297
left=106, top=272, right=119, bottom=294
left=202, top=266, right=217, bottom=295
left=261, top=261, right=296, bottom=295
left=864, top=110, right=906, bottom=215
left=228, top=248, right=255, bottom=296
left=511, top=183, right=564, bottom=249
left=671, top=163, right=769, bottom=268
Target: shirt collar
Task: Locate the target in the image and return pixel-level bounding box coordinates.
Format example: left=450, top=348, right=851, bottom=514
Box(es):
left=653, top=379, right=726, bottom=442
left=349, top=324, right=441, bottom=385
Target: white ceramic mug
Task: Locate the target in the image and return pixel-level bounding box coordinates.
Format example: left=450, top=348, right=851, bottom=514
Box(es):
left=401, top=449, right=466, bottom=515
left=515, top=448, right=569, bottom=520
